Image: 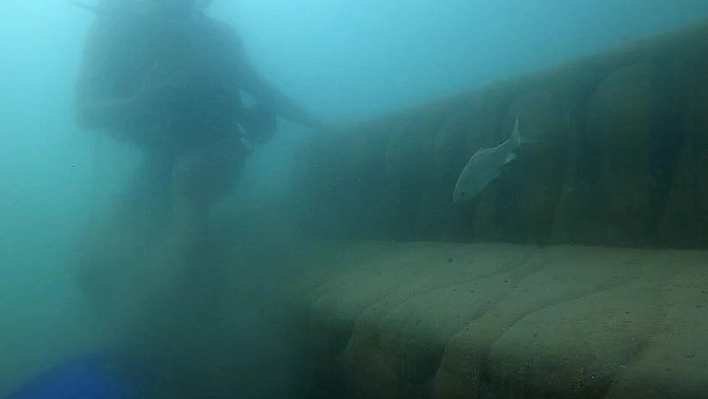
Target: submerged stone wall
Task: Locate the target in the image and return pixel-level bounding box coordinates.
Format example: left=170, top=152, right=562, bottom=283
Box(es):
left=291, top=20, right=708, bottom=249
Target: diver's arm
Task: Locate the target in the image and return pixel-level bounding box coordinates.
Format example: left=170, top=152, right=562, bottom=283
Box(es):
left=72, top=22, right=158, bottom=132
left=74, top=84, right=145, bottom=131
left=73, top=30, right=144, bottom=131
left=240, top=70, right=323, bottom=131
left=74, top=63, right=175, bottom=131
left=232, top=35, right=323, bottom=131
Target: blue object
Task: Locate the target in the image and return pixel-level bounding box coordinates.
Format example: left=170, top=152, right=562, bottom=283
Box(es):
left=3, top=353, right=154, bottom=399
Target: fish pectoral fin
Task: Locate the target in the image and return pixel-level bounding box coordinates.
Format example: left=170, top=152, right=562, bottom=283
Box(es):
left=504, top=152, right=517, bottom=164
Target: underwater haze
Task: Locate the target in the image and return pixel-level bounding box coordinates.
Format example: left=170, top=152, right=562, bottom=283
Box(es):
left=1, top=0, right=708, bottom=396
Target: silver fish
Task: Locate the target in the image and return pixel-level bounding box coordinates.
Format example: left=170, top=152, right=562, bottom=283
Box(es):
left=452, top=113, right=523, bottom=203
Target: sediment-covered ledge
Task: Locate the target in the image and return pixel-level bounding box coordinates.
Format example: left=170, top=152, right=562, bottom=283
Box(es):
left=237, top=237, right=708, bottom=399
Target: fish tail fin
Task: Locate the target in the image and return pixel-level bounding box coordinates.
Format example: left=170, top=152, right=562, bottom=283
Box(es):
left=510, top=112, right=533, bottom=147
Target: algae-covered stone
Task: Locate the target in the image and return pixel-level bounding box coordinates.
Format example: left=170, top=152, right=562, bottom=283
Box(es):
left=291, top=20, right=708, bottom=249
left=507, top=90, right=571, bottom=244
left=585, top=63, right=655, bottom=244
left=383, top=114, right=440, bottom=238
left=658, top=67, right=708, bottom=247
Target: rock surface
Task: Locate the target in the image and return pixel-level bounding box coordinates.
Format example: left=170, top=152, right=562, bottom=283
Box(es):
left=226, top=233, right=708, bottom=399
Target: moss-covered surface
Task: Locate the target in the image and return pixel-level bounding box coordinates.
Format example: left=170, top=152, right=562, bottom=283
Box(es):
left=293, top=19, right=708, bottom=249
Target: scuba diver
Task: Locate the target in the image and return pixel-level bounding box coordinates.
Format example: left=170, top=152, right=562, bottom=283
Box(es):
left=5, top=0, right=327, bottom=398
left=75, top=0, right=324, bottom=232
left=74, top=0, right=325, bottom=312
